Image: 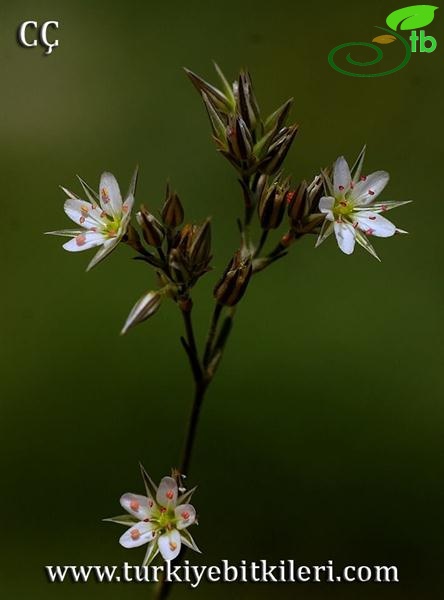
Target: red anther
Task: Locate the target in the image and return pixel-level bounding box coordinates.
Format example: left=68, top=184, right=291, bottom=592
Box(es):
left=286, top=191, right=295, bottom=205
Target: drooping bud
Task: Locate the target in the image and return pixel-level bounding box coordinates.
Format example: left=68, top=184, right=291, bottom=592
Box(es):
left=258, top=178, right=290, bottom=230
left=161, top=185, right=184, bottom=229
left=137, top=205, right=164, bottom=247
left=121, top=291, right=162, bottom=335
left=214, top=251, right=253, bottom=307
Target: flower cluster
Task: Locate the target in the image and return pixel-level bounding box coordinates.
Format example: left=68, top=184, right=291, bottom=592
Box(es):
left=46, top=66, right=411, bottom=343
left=105, top=466, right=199, bottom=565
left=46, top=65, right=412, bottom=574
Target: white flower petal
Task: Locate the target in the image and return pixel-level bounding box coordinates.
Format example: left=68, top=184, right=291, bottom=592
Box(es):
left=174, top=504, right=196, bottom=530
left=158, top=529, right=181, bottom=561
left=333, top=221, right=356, bottom=254
left=353, top=211, right=396, bottom=238
left=353, top=171, right=389, bottom=205
left=119, top=521, right=156, bottom=549
left=318, top=196, right=335, bottom=220
left=86, top=237, right=120, bottom=271
left=120, top=493, right=154, bottom=520
left=99, top=172, right=123, bottom=216
left=156, top=477, right=178, bottom=508
left=64, top=198, right=105, bottom=228
left=333, top=156, right=351, bottom=194
left=62, top=231, right=106, bottom=252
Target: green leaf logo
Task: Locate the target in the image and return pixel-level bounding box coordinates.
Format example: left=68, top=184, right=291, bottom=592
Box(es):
left=386, top=5, right=438, bottom=30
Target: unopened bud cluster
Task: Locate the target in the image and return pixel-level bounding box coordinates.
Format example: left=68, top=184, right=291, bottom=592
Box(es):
left=123, top=185, right=212, bottom=333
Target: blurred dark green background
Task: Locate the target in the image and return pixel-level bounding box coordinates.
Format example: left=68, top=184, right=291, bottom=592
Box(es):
left=1, top=0, right=443, bottom=597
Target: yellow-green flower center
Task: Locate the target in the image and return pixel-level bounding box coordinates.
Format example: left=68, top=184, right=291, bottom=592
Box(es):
left=103, top=215, right=122, bottom=238
left=150, top=505, right=178, bottom=533
left=333, top=195, right=354, bottom=218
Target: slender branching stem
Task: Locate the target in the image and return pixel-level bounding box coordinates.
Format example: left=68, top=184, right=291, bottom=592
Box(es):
left=203, top=302, right=223, bottom=366
left=179, top=300, right=202, bottom=381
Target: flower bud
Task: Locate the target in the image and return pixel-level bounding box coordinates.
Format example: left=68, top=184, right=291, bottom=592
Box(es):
left=184, top=67, right=233, bottom=114
left=121, top=291, right=162, bottom=335
left=258, top=178, right=289, bottom=230
left=189, top=218, right=212, bottom=268
left=202, top=93, right=227, bottom=149
left=137, top=205, right=164, bottom=247
left=168, top=248, right=190, bottom=284
left=161, top=185, right=184, bottom=229
left=227, top=116, right=253, bottom=164
left=236, top=70, right=260, bottom=132
left=259, top=124, right=299, bottom=175
left=214, top=251, right=252, bottom=307
left=287, top=180, right=307, bottom=225
left=263, top=98, right=293, bottom=134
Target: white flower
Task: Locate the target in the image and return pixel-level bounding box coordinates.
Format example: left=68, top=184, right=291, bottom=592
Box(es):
left=316, top=149, right=410, bottom=260
left=46, top=168, right=137, bottom=270
left=105, top=466, right=200, bottom=566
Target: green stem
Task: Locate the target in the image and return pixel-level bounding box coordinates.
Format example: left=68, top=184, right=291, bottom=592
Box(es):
left=203, top=302, right=223, bottom=366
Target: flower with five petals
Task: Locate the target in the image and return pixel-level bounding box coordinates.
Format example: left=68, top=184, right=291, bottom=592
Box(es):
left=316, top=150, right=410, bottom=259
left=46, top=168, right=137, bottom=270
left=105, top=466, right=200, bottom=565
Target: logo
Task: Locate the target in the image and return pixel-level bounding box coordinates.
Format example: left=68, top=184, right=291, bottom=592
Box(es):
left=328, top=5, right=438, bottom=77
left=17, top=21, right=59, bottom=55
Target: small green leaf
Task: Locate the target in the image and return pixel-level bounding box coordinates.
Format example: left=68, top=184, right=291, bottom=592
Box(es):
left=386, top=5, right=438, bottom=31
left=103, top=514, right=138, bottom=526
left=372, top=34, right=397, bottom=44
